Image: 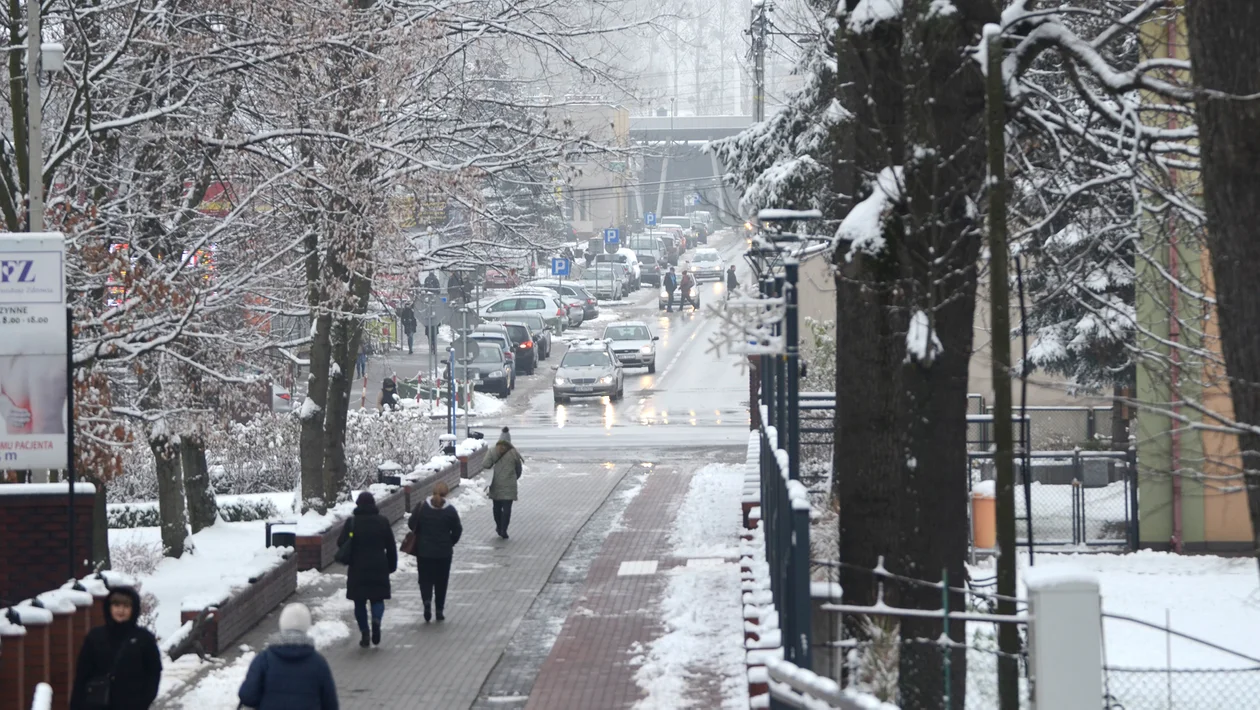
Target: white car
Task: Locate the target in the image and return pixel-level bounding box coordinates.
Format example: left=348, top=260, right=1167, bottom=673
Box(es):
left=579, top=264, right=625, bottom=300
left=478, top=290, right=568, bottom=332
left=602, top=321, right=658, bottom=373
left=594, top=248, right=642, bottom=291
left=691, top=248, right=725, bottom=282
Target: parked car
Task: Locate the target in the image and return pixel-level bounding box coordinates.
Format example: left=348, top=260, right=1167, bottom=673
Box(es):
left=528, top=279, right=599, bottom=321
left=484, top=267, right=523, bottom=290
left=479, top=291, right=567, bottom=332
left=638, top=253, right=663, bottom=287
left=691, top=248, right=725, bottom=282
left=494, top=313, right=552, bottom=359
left=469, top=326, right=517, bottom=390
left=579, top=264, right=624, bottom=300
left=552, top=339, right=624, bottom=404
left=602, top=321, right=658, bottom=373
left=638, top=231, right=679, bottom=265
left=659, top=216, right=701, bottom=243
left=498, top=321, right=538, bottom=375
left=594, top=248, right=641, bottom=291
left=444, top=340, right=514, bottom=397
left=518, top=283, right=584, bottom=327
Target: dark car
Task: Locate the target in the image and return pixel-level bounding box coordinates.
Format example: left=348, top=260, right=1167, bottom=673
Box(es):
left=638, top=254, right=663, bottom=287
left=444, top=340, right=514, bottom=397
left=470, top=326, right=517, bottom=390
left=500, top=321, right=538, bottom=375
left=505, top=314, right=553, bottom=360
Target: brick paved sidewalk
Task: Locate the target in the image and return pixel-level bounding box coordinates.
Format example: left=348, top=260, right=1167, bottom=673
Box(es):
left=183, top=462, right=630, bottom=710
left=522, top=462, right=744, bottom=710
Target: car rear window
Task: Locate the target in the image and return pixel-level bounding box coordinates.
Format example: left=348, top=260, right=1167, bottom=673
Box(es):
left=504, top=324, right=530, bottom=343
left=640, top=255, right=657, bottom=265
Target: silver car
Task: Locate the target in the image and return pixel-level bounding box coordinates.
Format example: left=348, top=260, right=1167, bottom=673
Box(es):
left=479, top=290, right=568, bottom=332
left=602, top=321, right=658, bottom=373
left=690, top=248, right=725, bottom=282
left=553, top=340, right=624, bottom=404
left=579, top=264, right=624, bottom=300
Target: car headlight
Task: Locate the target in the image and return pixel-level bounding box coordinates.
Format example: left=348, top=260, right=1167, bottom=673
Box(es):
left=660, top=290, right=668, bottom=298
left=554, top=377, right=566, bottom=386
left=639, top=345, right=653, bottom=354
left=598, top=376, right=613, bottom=384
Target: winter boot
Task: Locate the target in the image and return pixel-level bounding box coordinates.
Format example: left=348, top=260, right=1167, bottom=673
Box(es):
left=359, top=629, right=370, bottom=648
left=424, top=604, right=432, bottom=623
left=436, top=608, right=445, bottom=622
left=371, top=620, right=382, bottom=646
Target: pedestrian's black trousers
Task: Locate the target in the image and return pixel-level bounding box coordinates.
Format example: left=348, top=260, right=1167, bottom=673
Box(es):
left=417, top=556, right=453, bottom=611
left=493, top=500, right=513, bottom=534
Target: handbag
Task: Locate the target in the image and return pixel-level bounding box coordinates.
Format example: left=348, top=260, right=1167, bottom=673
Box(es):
left=84, top=634, right=134, bottom=707
left=399, top=531, right=416, bottom=556
left=334, top=518, right=355, bottom=565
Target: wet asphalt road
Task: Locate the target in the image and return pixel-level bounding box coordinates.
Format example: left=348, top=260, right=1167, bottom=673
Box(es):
left=489, top=229, right=755, bottom=458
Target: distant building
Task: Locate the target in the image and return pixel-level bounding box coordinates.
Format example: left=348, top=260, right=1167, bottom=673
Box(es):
left=560, top=103, right=631, bottom=239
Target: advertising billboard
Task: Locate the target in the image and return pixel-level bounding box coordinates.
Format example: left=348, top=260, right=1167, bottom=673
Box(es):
left=0, top=233, right=68, bottom=469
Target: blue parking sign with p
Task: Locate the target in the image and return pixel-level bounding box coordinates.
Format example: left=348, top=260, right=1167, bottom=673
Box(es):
left=551, top=257, right=570, bottom=277
left=603, top=228, right=620, bottom=244
left=645, top=212, right=656, bottom=227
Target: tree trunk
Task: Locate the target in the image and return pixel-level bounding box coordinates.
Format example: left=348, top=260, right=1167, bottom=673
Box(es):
left=181, top=435, right=217, bottom=533
left=300, top=312, right=333, bottom=513
left=150, top=433, right=188, bottom=557
left=323, top=315, right=362, bottom=503
left=1186, top=0, right=1260, bottom=577
left=87, top=474, right=111, bottom=571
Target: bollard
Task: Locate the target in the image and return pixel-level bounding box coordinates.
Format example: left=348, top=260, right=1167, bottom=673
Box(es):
left=971, top=480, right=997, bottom=550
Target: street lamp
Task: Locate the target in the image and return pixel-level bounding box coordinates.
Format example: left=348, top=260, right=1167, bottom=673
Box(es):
left=25, top=0, right=66, bottom=233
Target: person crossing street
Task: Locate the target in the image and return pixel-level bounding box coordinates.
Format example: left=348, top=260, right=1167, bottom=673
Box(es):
left=663, top=267, right=678, bottom=312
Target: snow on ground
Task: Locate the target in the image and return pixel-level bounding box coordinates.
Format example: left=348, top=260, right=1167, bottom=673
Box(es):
left=404, top=390, right=507, bottom=418
left=1016, top=551, right=1260, bottom=668
left=632, top=463, right=748, bottom=710
left=111, top=522, right=289, bottom=643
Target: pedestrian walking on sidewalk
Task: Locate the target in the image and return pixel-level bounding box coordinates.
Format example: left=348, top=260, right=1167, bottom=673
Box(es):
left=483, top=427, right=524, bottom=539
left=400, top=305, right=418, bottom=355
left=70, top=585, right=161, bottom=710
left=356, top=340, right=369, bottom=380
left=237, top=603, right=338, bottom=710
left=726, top=265, right=739, bottom=298
left=338, top=491, right=398, bottom=648
left=408, top=481, right=462, bottom=622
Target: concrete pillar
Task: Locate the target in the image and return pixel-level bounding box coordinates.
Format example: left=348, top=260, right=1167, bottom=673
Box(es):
left=1025, top=567, right=1103, bottom=710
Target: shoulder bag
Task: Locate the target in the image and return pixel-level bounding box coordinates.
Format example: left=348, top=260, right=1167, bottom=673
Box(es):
left=84, top=634, right=134, bottom=707
left=399, top=530, right=417, bottom=556
left=334, top=518, right=355, bottom=565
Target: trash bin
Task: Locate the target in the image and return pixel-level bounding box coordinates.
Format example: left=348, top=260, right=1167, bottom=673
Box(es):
left=439, top=433, right=457, bottom=456
left=377, top=461, right=403, bottom=486
left=971, top=481, right=996, bottom=549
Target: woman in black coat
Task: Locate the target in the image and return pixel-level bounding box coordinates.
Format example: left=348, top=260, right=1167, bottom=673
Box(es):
left=70, top=585, right=162, bottom=710
left=338, top=491, right=398, bottom=648
left=407, top=481, right=462, bottom=622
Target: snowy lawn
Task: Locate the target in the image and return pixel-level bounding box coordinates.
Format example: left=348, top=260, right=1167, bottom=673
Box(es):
left=632, top=463, right=749, bottom=709
left=400, top=390, right=507, bottom=418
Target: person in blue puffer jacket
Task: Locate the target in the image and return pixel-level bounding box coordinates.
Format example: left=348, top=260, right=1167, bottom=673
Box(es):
left=238, top=603, right=338, bottom=710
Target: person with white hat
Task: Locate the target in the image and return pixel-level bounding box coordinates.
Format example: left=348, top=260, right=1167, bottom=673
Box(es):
left=237, top=603, right=338, bottom=710
left=482, top=426, right=524, bottom=539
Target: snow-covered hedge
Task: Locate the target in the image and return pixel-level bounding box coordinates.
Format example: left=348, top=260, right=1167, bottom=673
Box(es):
left=111, top=409, right=437, bottom=503
left=108, top=498, right=281, bottom=528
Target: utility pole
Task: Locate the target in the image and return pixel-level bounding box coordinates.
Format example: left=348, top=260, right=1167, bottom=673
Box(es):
left=985, top=26, right=1020, bottom=710
left=750, top=2, right=769, bottom=122
left=26, top=0, right=44, bottom=231
left=695, top=7, right=703, bottom=116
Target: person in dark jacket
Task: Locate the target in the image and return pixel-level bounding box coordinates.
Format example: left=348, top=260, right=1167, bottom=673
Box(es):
left=237, top=603, right=338, bottom=710
left=378, top=378, right=398, bottom=411
left=407, top=481, right=462, bottom=622
left=726, top=265, right=739, bottom=296
left=482, top=427, right=523, bottom=539
left=70, top=585, right=161, bottom=710
left=400, top=306, right=418, bottom=354
left=663, top=268, right=678, bottom=312
left=338, top=491, right=398, bottom=647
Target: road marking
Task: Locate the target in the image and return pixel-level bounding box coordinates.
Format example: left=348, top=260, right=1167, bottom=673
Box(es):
left=617, top=560, right=659, bottom=576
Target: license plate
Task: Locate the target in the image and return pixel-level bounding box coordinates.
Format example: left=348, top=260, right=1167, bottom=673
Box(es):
left=575, top=386, right=593, bottom=393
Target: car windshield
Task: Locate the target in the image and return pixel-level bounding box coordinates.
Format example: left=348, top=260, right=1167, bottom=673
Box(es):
left=519, top=315, right=545, bottom=330
left=562, top=351, right=611, bottom=367
left=605, top=325, right=650, bottom=340
left=695, top=252, right=719, bottom=262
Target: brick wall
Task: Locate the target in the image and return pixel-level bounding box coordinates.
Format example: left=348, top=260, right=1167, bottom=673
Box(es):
left=180, top=552, right=298, bottom=656
left=0, top=490, right=96, bottom=606
left=19, top=617, right=49, bottom=710
left=0, top=629, right=24, bottom=710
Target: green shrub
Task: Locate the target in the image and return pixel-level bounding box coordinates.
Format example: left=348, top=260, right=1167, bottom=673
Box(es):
left=108, top=498, right=280, bottom=528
